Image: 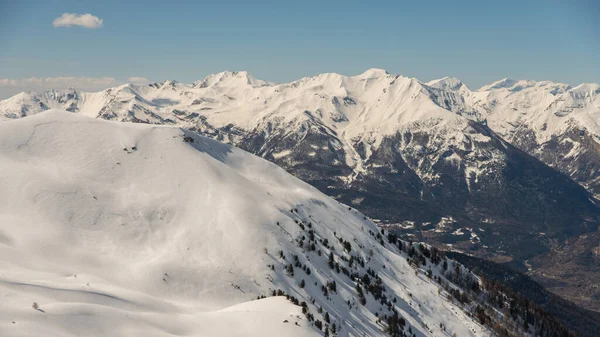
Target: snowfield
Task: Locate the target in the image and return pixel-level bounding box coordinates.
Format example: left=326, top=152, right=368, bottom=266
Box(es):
left=0, top=110, right=489, bottom=336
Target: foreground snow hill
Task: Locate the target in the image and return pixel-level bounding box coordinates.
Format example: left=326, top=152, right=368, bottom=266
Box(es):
left=0, top=110, right=488, bottom=336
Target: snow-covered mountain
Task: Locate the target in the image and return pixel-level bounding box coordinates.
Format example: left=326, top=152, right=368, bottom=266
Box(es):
left=1, top=70, right=599, bottom=310
left=0, top=110, right=494, bottom=337
left=468, top=79, right=600, bottom=196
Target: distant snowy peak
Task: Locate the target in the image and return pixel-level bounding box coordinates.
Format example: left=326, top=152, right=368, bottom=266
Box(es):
left=148, top=79, right=182, bottom=89
left=421, top=77, right=484, bottom=122
left=0, top=88, right=84, bottom=118
left=466, top=76, right=600, bottom=201
left=568, top=82, right=600, bottom=97
left=426, top=77, right=468, bottom=92
left=471, top=77, right=595, bottom=125
left=193, top=70, right=272, bottom=88
left=296, top=68, right=390, bottom=83
left=478, top=78, right=518, bottom=91
left=477, top=78, right=571, bottom=95
left=356, top=68, right=390, bottom=79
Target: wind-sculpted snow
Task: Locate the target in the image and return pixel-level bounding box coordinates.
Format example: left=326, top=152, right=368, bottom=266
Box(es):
left=0, top=110, right=490, bottom=336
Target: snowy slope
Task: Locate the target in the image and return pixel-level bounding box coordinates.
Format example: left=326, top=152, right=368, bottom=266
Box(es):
left=0, top=110, right=489, bottom=337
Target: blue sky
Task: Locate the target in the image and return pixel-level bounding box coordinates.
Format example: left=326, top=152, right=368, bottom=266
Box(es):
left=1, top=0, right=598, bottom=97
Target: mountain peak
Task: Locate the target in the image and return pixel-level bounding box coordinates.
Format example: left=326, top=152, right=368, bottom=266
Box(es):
left=426, top=77, right=467, bottom=92
left=478, top=78, right=518, bottom=91
left=477, top=78, right=573, bottom=95
left=194, top=70, right=269, bottom=88
left=146, top=80, right=180, bottom=89
left=357, top=68, right=389, bottom=79
left=571, top=82, right=600, bottom=94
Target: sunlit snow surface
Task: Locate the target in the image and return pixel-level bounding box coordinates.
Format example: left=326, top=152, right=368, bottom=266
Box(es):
left=0, top=111, right=488, bottom=336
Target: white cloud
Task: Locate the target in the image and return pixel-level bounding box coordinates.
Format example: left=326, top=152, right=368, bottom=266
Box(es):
left=128, top=77, right=150, bottom=84
left=53, top=13, right=103, bottom=29
left=0, top=76, right=119, bottom=99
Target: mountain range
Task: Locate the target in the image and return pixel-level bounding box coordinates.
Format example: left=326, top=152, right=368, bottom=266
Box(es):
left=1, top=69, right=599, bottom=311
